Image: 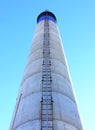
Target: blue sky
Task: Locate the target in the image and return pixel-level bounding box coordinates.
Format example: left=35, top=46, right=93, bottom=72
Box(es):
left=0, top=0, right=95, bottom=130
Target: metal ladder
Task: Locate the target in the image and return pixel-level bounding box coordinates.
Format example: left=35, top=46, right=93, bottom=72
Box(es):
left=41, top=19, right=53, bottom=130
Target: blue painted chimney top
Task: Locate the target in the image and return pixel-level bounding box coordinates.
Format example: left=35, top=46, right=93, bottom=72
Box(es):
left=37, top=10, right=57, bottom=23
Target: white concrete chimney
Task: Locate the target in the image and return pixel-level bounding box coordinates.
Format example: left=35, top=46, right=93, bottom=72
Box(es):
left=9, top=11, right=84, bottom=130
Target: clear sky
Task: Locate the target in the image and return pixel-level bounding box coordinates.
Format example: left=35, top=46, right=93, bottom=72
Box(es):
left=0, top=0, right=95, bottom=130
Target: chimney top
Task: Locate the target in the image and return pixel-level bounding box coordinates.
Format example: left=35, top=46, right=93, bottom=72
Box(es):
left=37, top=10, right=57, bottom=23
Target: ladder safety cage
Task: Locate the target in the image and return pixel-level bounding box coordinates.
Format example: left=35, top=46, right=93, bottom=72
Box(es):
left=41, top=17, right=54, bottom=130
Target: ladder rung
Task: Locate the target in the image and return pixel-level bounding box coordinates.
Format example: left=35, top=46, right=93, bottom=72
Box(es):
left=41, top=109, right=53, bottom=111
left=42, top=71, right=51, bottom=73
left=43, top=51, right=50, bottom=53
left=43, top=54, right=50, bottom=56
left=42, top=65, right=51, bottom=67
left=42, top=127, right=53, bottom=129
left=42, top=83, right=52, bottom=86
left=42, top=99, right=52, bottom=101
left=43, top=60, right=51, bottom=63
left=43, top=45, right=50, bottom=47
left=41, top=105, right=53, bottom=108
left=42, top=99, right=52, bottom=102
left=42, top=64, right=51, bottom=66
left=43, top=56, right=50, bottom=58
left=42, top=98, right=52, bottom=101
left=42, top=75, right=52, bottom=79
left=42, top=79, right=52, bottom=81
left=41, top=101, right=53, bottom=104
left=42, top=75, right=51, bottom=77
left=42, top=103, right=52, bottom=106
left=42, top=112, right=53, bottom=115
left=41, top=113, right=52, bottom=116
left=42, top=73, right=51, bottom=75
left=43, top=65, right=51, bottom=67
left=42, top=78, right=52, bottom=81
left=42, top=91, right=52, bottom=93
left=41, top=102, right=53, bottom=104
left=41, top=109, right=52, bottom=111
left=42, top=108, right=52, bottom=111
left=41, top=126, right=53, bottom=128
left=41, top=128, right=53, bottom=130
left=42, top=82, right=51, bottom=84
left=43, top=95, right=51, bottom=96
left=43, top=50, right=50, bottom=52
left=41, top=103, right=52, bottom=105
left=42, top=82, right=52, bottom=84
left=43, top=53, right=50, bottom=55
left=41, top=118, right=53, bottom=121
left=42, top=63, right=51, bottom=65
left=42, top=78, right=52, bottom=80
left=42, top=67, right=51, bottom=69
left=42, top=87, right=51, bottom=89
left=42, top=97, right=52, bottom=100
left=42, top=76, right=51, bottom=77
left=42, top=84, right=52, bottom=86
left=41, top=117, right=53, bottom=119
left=42, top=86, right=51, bottom=87
left=42, top=84, right=52, bottom=87
left=42, top=92, right=52, bottom=95
left=42, top=85, right=51, bottom=86
left=42, top=70, right=51, bottom=72
left=43, top=57, right=50, bottom=59
left=42, top=84, right=51, bottom=86
left=42, top=87, right=52, bottom=89
left=42, top=98, right=52, bottom=100
left=42, top=89, right=52, bottom=91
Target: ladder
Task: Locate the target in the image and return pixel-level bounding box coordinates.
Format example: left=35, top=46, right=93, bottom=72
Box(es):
left=41, top=19, right=54, bottom=130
